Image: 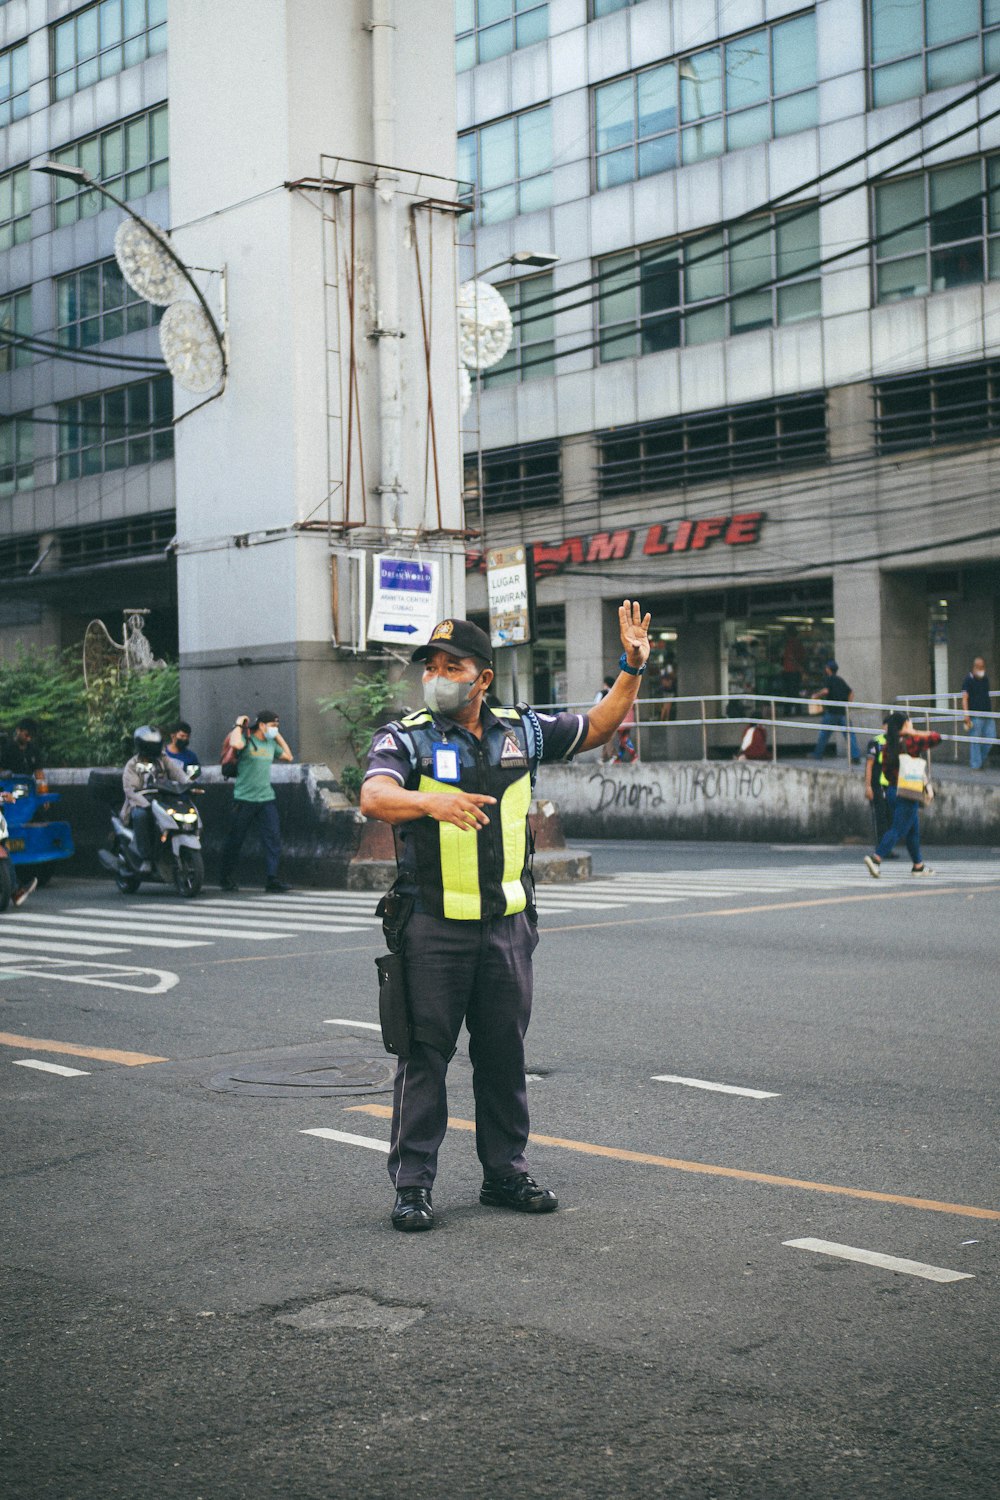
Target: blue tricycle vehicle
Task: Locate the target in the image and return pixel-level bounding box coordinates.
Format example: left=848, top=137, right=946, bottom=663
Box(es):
left=0, top=776, right=75, bottom=906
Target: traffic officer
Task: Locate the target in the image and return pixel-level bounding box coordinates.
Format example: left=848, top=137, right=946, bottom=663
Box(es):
left=360, top=600, right=652, bottom=1231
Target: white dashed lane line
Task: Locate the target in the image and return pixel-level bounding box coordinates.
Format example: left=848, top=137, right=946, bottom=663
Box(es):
left=300, top=1128, right=389, bottom=1153
left=324, top=1018, right=383, bottom=1032
left=652, top=1074, right=780, bottom=1099
left=12, top=1059, right=90, bottom=1078
left=784, top=1238, right=974, bottom=1284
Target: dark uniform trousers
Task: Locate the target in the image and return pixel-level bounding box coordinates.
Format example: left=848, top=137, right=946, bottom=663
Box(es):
left=388, top=909, right=539, bottom=1190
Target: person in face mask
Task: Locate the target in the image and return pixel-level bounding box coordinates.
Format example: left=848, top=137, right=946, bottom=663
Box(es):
left=219, top=708, right=294, bottom=892
left=361, top=603, right=652, bottom=1233
left=163, top=720, right=200, bottom=779
left=961, top=657, right=994, bottom=770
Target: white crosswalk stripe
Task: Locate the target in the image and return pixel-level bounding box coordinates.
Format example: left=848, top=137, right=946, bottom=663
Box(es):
left=0, top=917, right=213, bottom=948
left=68, top=905, right=367, bottom=935
left=1, top=934, right=130, bottom=957
left=4, top=859, right=994, bottom=965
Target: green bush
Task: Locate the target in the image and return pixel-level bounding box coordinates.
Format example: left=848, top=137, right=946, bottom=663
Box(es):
left=0, top=647, right=179, bottom=768
left=318, top=669, right=401, bottom=802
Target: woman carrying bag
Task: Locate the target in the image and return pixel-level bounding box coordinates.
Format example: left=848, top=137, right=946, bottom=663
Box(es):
left=864, top=711, right=941, bottom=878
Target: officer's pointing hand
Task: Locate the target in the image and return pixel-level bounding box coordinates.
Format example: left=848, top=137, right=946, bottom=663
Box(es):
left=424, top=791, right=496, bottom=830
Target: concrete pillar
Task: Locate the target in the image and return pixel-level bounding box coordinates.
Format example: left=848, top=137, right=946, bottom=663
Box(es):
left=565, top=594, right=605, bottom=709
left=834, top=566, right=929, bottom=725
left=673, top=619, right=721, bottom=760
left=168, top=0, right=462, bottom=768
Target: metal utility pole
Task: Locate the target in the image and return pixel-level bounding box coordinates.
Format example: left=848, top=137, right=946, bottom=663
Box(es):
left=369, top=0, right=403, bottom=534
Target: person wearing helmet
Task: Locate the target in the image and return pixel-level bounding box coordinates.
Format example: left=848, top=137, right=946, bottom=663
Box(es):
left=120, top=725, right=188, bottom=866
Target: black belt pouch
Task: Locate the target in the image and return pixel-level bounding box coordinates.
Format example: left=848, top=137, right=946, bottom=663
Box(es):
left=375, top=951, right=411, bottom=1060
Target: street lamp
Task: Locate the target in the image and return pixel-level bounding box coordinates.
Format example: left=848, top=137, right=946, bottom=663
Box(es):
left=34, top=160, right=227, bottom=385
left=464, top=251, right=561, bottom=703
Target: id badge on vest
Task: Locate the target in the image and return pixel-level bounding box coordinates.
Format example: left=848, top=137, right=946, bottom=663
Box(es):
left=432, top=742, right=461, bottom=784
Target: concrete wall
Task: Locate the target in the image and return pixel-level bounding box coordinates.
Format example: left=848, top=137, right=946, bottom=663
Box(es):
left=536, top=760, right=1000, bottom=846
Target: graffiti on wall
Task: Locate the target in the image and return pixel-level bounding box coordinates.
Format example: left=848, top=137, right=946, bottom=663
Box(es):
left=589, top=763, right=766, bottom=815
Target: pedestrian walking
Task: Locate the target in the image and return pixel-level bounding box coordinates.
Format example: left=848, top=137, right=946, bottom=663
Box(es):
left=864, top=714, right=895, bottom=853
left=0, top=792, right=37, bottom=908
left=863, top=712, right=940, bottom=878
left=810, top=660, right=861, bottom=763
left=960, top=656, right=993, bottom=770
left=360, top=601, right=652, bottom=1232
left=219, top=709, right=293, bottom=892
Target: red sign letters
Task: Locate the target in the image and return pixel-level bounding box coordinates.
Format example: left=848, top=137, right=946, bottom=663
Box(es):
left=467, top=512, right=764, bottom=579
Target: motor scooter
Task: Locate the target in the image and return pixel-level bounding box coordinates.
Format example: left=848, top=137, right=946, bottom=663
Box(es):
left=98, top=766, right=205, bottom=897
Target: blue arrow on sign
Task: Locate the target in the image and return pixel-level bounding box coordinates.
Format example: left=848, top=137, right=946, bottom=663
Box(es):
left=384, top=622, right=419, bottom=634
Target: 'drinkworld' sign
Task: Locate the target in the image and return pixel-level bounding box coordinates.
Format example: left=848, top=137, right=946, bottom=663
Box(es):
left=368, top=555, right=440, bottom=644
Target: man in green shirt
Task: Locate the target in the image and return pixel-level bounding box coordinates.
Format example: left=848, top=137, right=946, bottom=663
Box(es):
left=219, top=709, right=293, bottom=892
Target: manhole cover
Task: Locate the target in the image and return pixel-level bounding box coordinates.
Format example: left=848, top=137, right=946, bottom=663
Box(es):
left=207, top=1050, right=396, bottom=1098
left=278, top=1294, right=425, bottom=1333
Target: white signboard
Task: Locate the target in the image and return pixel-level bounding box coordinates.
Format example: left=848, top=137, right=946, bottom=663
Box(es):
left=367, top=555, right=440, bottom=644
left=486, top=545, right=532, bottom=648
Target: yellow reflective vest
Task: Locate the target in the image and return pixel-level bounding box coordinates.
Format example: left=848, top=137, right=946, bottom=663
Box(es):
left=394, top=707, right=536, bottom=921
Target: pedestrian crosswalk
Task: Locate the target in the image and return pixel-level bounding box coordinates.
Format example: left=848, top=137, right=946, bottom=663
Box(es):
left=0, top=860, right=996, bottom=964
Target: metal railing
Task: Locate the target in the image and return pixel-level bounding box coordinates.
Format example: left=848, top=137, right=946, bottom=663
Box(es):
left=536, top=692, right=1000, bottom=766
left=896, top=690, right=1000, bottom=761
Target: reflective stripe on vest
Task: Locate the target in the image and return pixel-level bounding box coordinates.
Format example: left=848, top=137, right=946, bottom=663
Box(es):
left=415, top=768, right=532, bottom=920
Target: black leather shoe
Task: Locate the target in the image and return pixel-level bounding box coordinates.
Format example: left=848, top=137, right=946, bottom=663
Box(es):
left=480, top=1172, right=557, bottom=1213
left=391, top=1187, right=434, bottom=1232
left=264, top=878, right=291, bottom=893
left=219, top=878, right=239, bottom=892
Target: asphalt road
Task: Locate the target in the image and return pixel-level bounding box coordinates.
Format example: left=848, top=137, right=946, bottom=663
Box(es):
left=1, top=841, right=997, bottom=1499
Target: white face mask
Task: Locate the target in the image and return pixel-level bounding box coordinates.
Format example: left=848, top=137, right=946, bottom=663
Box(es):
left=973, top=670, right=985, bottom=679
left=423, top=673, right=480, bottom=718
left=263, top=725, right=279, bottom=741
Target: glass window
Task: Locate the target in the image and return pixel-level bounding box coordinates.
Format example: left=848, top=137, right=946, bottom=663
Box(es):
left=591, top=0, right=633, bottom=14
left=725, top=30, right=768, bottom=111
left=0, top=416, right=34, bottom=497
left=0, top=42, right=30, bottom=126
left=597, top=207, right=821, bottom=361
left=594, top=14, right=818, bottom=188
left=462, top=106, right=551, bottom=224
left=0, top=168, right=31, bottom=252
left=771, top=12, right=816, bottom=92
left=50, top=107, right=168, bottom=226
left=484, top=273, right=556, bottom=385
left=52, top=0, right=167, bottom=98
left=57, top=378, right=173, bottom=482
left=875, top=154, right=1000, bottom=305
left=456, top=0, right=547, bottom=71
left=0, top=290, right=32, bottom=372
left=56, top=256, right=163, bottom=349
left=869, top=0, right=998, bottom=106
left=680, top=48, right=721, bottom=123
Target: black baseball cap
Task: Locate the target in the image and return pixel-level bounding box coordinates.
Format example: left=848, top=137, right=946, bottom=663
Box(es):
left=411, top=618, right=493, bottom=666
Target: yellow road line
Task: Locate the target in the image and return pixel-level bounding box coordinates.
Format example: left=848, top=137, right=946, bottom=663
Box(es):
left=540, top=883, right=1000, bottom=934
left=348, top=1103, right=999, bottom=1222
left=0, top=1031, right=166, bottom=1067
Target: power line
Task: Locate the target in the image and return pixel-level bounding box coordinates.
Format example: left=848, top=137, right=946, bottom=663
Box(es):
left=0, top=328, right=164, bottom=375
left=505, top=70, right=1000, bottom=326
left=504, top=99, right=1000, bottom=369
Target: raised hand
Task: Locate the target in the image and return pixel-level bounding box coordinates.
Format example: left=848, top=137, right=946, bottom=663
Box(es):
left=619, top=599, right=651, bottom=667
